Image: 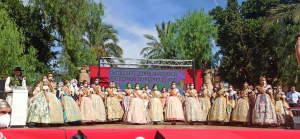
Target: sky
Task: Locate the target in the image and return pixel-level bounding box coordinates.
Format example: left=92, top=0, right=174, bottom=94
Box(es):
left=95, top=0, right=243, bottom=59
left=48, top=0, right=243, bottom=60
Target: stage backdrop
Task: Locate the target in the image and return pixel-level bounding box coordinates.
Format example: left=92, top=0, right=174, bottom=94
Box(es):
left=109, top=68, right=185, bottom=93
left=88, top=66, right=204, bottom=93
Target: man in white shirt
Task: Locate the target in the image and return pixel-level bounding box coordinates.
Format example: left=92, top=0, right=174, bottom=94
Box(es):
left=286, top=86, right=300, bottom=107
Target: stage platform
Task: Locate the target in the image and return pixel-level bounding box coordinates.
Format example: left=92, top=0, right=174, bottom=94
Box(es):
left=2, top=123, right=299, bottom=139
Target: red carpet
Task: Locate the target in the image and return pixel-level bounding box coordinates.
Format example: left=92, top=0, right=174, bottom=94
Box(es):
left=2, top=129, right=300, bottom=139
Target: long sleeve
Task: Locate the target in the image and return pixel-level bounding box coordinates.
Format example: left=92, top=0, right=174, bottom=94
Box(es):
left=286, top=92, right=291, bottom=103
left=4, top=77, right=12, bottom=92
left=22, top=79, right=27, bottom=89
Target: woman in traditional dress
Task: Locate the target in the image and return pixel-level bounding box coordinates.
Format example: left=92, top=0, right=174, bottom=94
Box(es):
left=148, top=84, right=164, bottom=124
left=252, top=77, right=277, bottom=126
left=70, top=79, right=79, bottom=103
left=79, top=80, right=96, bottom=123
left=123, top=83, right=132, bottom=122
left=275, top=85, right=292, bottom=125
left=165, top=82, right=185, bottom=125
left=91, top=78, right=106, bottom=122
left=211, top=87, right=218, bottom=105
left=199, top=84, right=211, bottom=122
left=59, top=80, right=82, bottom=123
left=116, top=86, right=124, bottom=111
left=106, top=82, right=124, bottom=122
left=185, top=83, right=204, bottom=124
left=228, top=85, right=238, bottom=105
left=208, top=82, right=232, bottom=124
left=126, top=83, right=147, bottom=124
left=45, top=73, right=64, bottom=124
left=27, top=75, right=51, bottom=124
left=231, top=82, right=252, bottom=126
left=160, top=87, right=167, bottom=111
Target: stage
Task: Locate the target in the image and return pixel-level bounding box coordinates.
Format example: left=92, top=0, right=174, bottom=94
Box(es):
left=3, top=122, right=300, bottom=139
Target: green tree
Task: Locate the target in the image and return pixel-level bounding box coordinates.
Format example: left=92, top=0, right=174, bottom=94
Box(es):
left=164, top=9, right=218, bottom=69
left=0, top=6, right=39, bottom=86
left=28, top=0, right=119, bottom=79
left=5, top=0, right=56, bottom=73
left=261, top=1, right=300, bottom=87
left=210, top=0, right=282, bottom=88
left=140, top=21, right=171, bottom=59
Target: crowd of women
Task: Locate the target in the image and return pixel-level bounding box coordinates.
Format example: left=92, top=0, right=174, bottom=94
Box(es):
left=26, top=73, right=293, bottom=127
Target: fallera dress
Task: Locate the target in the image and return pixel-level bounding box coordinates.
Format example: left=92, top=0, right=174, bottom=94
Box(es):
left=231, top=89, right=252, bottom=123
left=252, top=85, right=278, bottom=125
left=123, top=89, right=132, bottom=122
left=208, top=88, right=233, bottom=122
left=275, top=91, right=292, bottom=125
left=165, top=88, right=185, bottom=122
left=148, top=91, right=164, bottom=122
left=91, top=85, right=107, bottom=122
left=79, top=88, right=96, bottom=122
left=199, top=89, right=211, bottom=121
left=27, top=83, right=51, bottom=123
left=106, top=88, right=124, bottom=121
left=185, top=89, right=204, bottom=122
left=126, top=90, right=147, bottom=124
left=59, top=87, right=82, bottom=122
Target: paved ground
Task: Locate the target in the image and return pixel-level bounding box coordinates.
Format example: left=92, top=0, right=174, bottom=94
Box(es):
left=18, top=122, right=283, bottom=130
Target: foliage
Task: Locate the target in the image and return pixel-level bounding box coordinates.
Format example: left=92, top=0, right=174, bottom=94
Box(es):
left=262, top=0, right=300, bottom=87
left=142, top=9, right=217, bottom=69
left=209, top=0, right=282, bottom=88
left=141, top=21, right=171, bottom=59
left=0, top=7, right=39, bottom=86
left=165, top=9, right=218, bottom=69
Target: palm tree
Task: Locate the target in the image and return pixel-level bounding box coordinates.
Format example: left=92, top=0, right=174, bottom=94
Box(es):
left=140, top=21, right=171, bottom=59
left=262, top=3, right=300, bottom=29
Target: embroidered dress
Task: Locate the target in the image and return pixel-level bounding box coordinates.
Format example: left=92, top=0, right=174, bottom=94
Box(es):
left=91, top=85, right=107, bottom=122
left=160, top=92, right=167, bottom=111
left=275, top=91, right=292, bottom=124
left=231, top=89, right=252, bottom=123
left=185, top=89, right=204, bottom=122
left=127, top=90, right=147, bottom=124
left=148, top=91, right=164, bottom=122
left=45, top=81, right=64, bottom=124
left=59, top=87, right=82, bottom=122
left=165, top=88, right=185, bottom=121
left=123, top=89, right=132, bottom=122
left=79, top=88, right=96, bottom=122
left=208, top=88, right=232, bottom=122
left=199, top=89, right=211, bottom=121
left=27, top=88, right=51, bottom=123
left=106, top=88, right=124, bottom=121
left=252, top=85, right=277, bottom=125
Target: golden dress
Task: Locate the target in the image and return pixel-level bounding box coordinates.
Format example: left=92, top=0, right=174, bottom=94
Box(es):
left=106, top=88, right=124, bottom=121
left=275, top=91, right=292, bottom=124
left=199, top=89, right=211, bottom=121
left=92, top=85, right=107, bottom=122
left=148, top=91, right=164, bottom=122
left=127, top=90, right=147, bottom=124
left=165, top=88, right=185, bottom=121
left=185, top=89, right=204, bottom=122
left=208, top=88, right=232, bottom=122
left=231, top=89, right=252, bottom=123
left=79, top=88, right=96, bottom=122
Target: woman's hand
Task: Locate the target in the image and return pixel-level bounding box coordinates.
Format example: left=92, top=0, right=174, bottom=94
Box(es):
left=61, top=102, right=64, bottom=107
left=46, top=97, right=49, bottom=103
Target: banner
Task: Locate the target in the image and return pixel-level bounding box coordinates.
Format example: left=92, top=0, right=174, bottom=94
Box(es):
left=109, top=68, right=185, bottom=93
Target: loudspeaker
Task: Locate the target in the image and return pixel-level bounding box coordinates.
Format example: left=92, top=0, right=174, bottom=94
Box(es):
left=0, top=79, right=5, bottom=99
